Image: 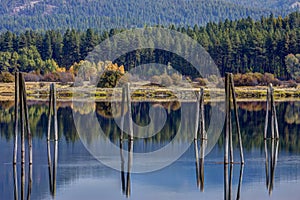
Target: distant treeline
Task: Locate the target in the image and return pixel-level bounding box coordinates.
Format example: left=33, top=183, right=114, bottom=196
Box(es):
left=0, top=12, right=300, bottom=79
left=0, top=0, right=296, bottom=32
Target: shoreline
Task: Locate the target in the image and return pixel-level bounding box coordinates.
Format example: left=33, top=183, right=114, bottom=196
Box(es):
left=0, top=82, right=299, bottom=102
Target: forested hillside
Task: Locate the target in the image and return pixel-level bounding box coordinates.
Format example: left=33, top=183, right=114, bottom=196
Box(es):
left=0, top=12, right=300, bottom=82
left=0, top=0, right=299, bottom=32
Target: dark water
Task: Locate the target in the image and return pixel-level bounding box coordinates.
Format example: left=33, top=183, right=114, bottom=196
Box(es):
left=0, top=101, right=300, bottom=200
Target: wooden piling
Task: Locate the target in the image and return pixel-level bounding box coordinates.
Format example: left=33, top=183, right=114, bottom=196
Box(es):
left=194, top=91, right=200, bottom=140
left=224, top=74, right=230, bottom=164
left=270, top=85, right=279, bottom=139
left=194, top=140, right=200, bottom=188
left=19, top=73, right=25, bottom=165
left=264, top=88, right=270, bottom=139
left=47, top=83, right=58, bottom=141
left=14, top=72, right=33, bottom=199
left=21, top=75, right=32, bottom=165
left=126, top=83, right=133, bottom=141
left=14, top=72, right=19, bottom=165
left=200, top=88, right=206, bottom=139
left=225, top=73, right=245, bottom=164
left=265, top=84, right=279, bottom=139
left=120, top=86, right=126, bottom=141
left=47, top=84, right=53, bottom=141
left=230, top=74, right=244, bottom=164
left=53, top=84, right=58, bottom=141
left=227, top=75, right=233, bottom=164
left=271, top=100, right=275, bottom=139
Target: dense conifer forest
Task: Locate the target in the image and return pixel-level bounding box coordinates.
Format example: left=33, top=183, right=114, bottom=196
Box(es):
left=0, top=0, right=299, bottom=32
left=0, top=12, right=299, bottom=82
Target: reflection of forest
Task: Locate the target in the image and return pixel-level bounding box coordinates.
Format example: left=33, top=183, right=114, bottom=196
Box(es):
left=0, top=101, right=299, bottom=152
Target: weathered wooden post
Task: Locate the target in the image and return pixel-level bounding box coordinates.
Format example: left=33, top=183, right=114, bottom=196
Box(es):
left=264, top=88, right=270, bottom=139
left=230, top=74, right=244, bottom=164
left=47, top=84, right=53, bottom=141
left=224, top=73, right=230, bottom=164
left=119, top=86, right=126, bottom=194
left=270, top=85, right=279, bottom=139
left=14, top=72, right=19, bottom=165
left=194, top=91, right=200, bottom=140
left=200, top=88, right=206, bottom=140
left=194, top=140, right=200, bottom=188
left=14, top=72, right=33, bottom=200
left=53, top=84, right=58, bottom=141
left=120, top=86, right=126, bottom=141
left=21, top=75, right=32, bottom=165
left=264, top=84, right=279, bottom=140
left=126, top=83, right=133, bottom=141
left=271, top=90, right=275, bottom=139
left=47, top=84, right=59, bottom=197
left=47, top=83, right=58, bottom=141
left=119, top=86, right=126, bottom=193
left=19, top=73, right=25, bottom=165
left=224, top=73, right=244, bottom=164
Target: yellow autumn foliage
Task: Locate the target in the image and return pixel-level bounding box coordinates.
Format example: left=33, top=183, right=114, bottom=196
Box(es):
left=56, top=66, right=66, bottom=72
left=104, top=63, right=125, bottom=74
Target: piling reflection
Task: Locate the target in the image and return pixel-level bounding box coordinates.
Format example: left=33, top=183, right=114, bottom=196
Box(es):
left=47, top=140, right=58, bottom=197
left=224, top=164, right=244, bottom=200
left=13, top=164, right=18, bottom=200
left=4, top=100, right=299, bottom=199
left=27, top=164, right=32, bottom=200
left=119, top=139, right=133, bottom=198
left=236, top=164, right=244, bottom=199
left=120, top=140, right=126, bottom=194
left=13, top=163, right=33, bottom=200
left=194, top=139, right=207, bottom=191
left=126, top=140, right=133, bottom=197
left=265, top=139, right=279, bottom=195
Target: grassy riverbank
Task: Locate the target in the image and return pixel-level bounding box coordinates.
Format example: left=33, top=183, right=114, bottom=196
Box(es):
left=0, top=82, right=299, bottom=102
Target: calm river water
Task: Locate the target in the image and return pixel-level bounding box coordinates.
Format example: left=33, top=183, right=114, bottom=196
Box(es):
left=0, top=100, right=299, bottom=200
